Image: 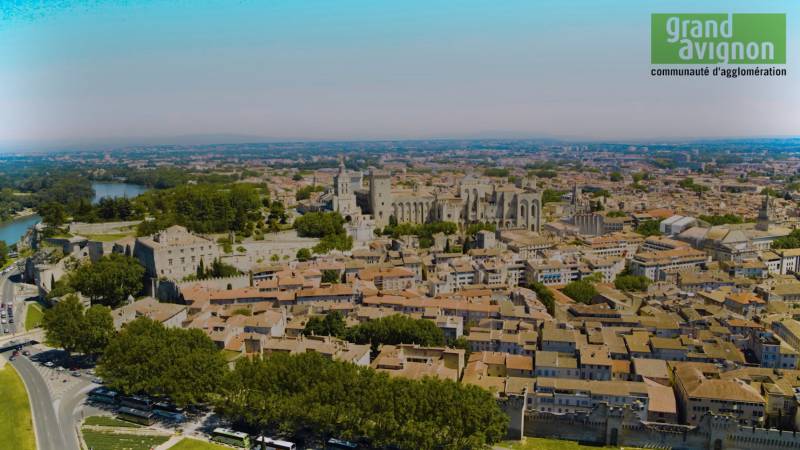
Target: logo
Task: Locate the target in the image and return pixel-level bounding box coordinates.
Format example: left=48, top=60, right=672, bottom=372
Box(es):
left=651, top=13, right=786, bottom=64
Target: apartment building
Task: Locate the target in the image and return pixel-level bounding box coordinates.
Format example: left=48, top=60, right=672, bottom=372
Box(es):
left=529, top=378, right=650, bottom=422
left=673, top=364, right=766, bottom=427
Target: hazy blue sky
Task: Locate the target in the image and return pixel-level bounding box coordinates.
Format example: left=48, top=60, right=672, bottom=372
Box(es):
left=0, top=0, right=798, bottom=149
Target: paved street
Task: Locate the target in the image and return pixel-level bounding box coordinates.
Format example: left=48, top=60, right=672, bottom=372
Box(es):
left=1, top=266, right=27, bottom=336
left=11, top=355, right=71, bottom=450
left=10, top=350, right=91, bottom=450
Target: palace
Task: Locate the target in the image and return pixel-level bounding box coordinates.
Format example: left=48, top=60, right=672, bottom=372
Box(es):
left=368, top=169, right=542, bottom=231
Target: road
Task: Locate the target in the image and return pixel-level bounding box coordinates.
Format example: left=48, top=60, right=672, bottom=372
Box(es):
left=1, top=266, right=25, bottom=335
left=11, top=356, right=72, bottom=450
left=3, top=264, right=86, bottom=450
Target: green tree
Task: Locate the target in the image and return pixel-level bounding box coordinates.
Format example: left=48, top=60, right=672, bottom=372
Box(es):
left=98, top=317, right=226, bottom=406
left=71, top=254, right=145, bottom=308
left=542, top=189, right=565, bottom=204
left=561, top=280, right=598, bottom=304
left=635, top=220, right=662, bottom=237
left=79, top=305, right=116, bottom=356
left=303, top=311, right=347, bottom=337
left=699, top=214, right=744, bottom=226
left=294, top=211, right=346, bottom=238
left=609, top=172, right=623, bottom=182
left=345, top=314, right=445, bottom=350
left=773, top=229, right=800, bottom=249
left=296, top=248, right=312, bottom=262
left=614, top=274, right=651, bottom=292
left=38, top=202, right=67, bottom=227
left=216, top=352, right=508, bottom=449
left=42, top=294, right=85, bottom=355
left=295, top=185, right=325, bottom=201
left=321, top=269, right=340, bottom=284
left=529, top=282, right=555, bottom=316
left=0, top=241, right=8, bottom=266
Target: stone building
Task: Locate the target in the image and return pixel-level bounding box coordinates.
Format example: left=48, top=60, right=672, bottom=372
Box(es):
left=368, top=170, right=542, bottom=231
left=134, top=225, right=219, bottom=280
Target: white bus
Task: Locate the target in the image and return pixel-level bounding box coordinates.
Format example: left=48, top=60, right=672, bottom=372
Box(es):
left=211, top=428, right=251, bottom=448
left=254, top=436, right=296, bottom=450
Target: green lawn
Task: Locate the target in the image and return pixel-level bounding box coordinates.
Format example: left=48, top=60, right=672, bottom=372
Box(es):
left=84, top=415, right=143, bottom=428
left=168, top=438, right=231, bottom=450
left=24, top=303, right=44, bottom=330
left=81, top=429, right=170, bottom=450
left=500, top=437, right=649, bottom=450
left=0, top=365, right=36, bottom=450
left=84, top=233, right=134, bottom=242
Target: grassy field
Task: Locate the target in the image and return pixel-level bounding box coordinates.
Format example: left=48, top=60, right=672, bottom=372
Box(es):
left=500, top=437, right=650, bottom=450
left=81, top=429, right=170, bottom=450
left=84, top=415, right=143, bottom=428
left=0, top=365, right=36, bottom=450
left=168, top=438, right=231, bottom=450
left=24, top=303, right=44, bottom=330
left=84, top=232, right=135, bottom=242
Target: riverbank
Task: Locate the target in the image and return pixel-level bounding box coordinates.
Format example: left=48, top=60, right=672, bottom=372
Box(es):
left=12, top=208, right=36, bottom=220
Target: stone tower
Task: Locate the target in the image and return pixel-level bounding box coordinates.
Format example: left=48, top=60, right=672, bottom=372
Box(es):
left=756, top=191, right=772, bottom=231
left=369, top=169, right=392, bottom=227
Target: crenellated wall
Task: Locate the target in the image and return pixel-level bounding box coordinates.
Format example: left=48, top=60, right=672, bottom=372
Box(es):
left=502, top=395, right=800, bottom=450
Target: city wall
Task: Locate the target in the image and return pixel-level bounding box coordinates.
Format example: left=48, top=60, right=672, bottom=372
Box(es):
left=505, top=395, right=800, bottom=450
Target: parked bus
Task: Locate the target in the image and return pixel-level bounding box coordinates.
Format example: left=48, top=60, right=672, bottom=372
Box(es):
left=117, top=406, right=156, bottom=426
left=254, top=436, right=296, bottom=450
left=211, top=428, right=251, bottom=449
left=119, top=395, right=154, bottom=411
left=327, top=438, right=358, bottom=449
left=153, top=402, right=185, bottom=422
left=152, top=409, right=185, bottom=422
left=87, top=387, right=119, bottom=405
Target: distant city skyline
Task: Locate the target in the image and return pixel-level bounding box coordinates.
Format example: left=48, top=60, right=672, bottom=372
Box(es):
left=1, top=0, right=799, bottom=151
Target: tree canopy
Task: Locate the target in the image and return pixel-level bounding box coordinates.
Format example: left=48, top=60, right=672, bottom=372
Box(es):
left=635, top=220, right=662, bottom=237
left=561, top=279, right=598, bottom=304
left=294, top=212, right=353, bottom=254
left=71, top=254, right=145, bottom=308
left=42, top=294, right=115, bottom=356
left=345, top=314, right=445, bottom=350
left=135, top=183, right=264, bottom=235
left=773, top=229, right=800, bottom=250
left=98, top=317, right=227, bottom=406
left=529, top=282, right=555, bottom=316
left=699, top=214, right=745, bottom=226
left=303, top=311, right=347, bottom=338
left=614, top=274, right=651, bottom=292
left=215, top=352, right=508, bottom=449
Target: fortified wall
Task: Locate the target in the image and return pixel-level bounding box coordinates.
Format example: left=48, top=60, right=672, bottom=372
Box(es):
left=505, top=393, right=800, bottom=450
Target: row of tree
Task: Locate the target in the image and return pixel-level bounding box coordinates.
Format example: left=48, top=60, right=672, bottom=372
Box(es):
left=72, top=197, right=144, bottom=223
left=216, top=352, right=508, bottom=449
left=43, top=312, right=508, bottom=448
left=303, top=312, right=446, bottom=351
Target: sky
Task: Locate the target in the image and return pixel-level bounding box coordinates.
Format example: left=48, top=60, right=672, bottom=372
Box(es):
left=0, top=0, right=798, bottom=150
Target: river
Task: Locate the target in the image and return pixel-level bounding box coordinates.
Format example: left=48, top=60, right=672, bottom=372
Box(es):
left=0, top=182, right=149, bottom=245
